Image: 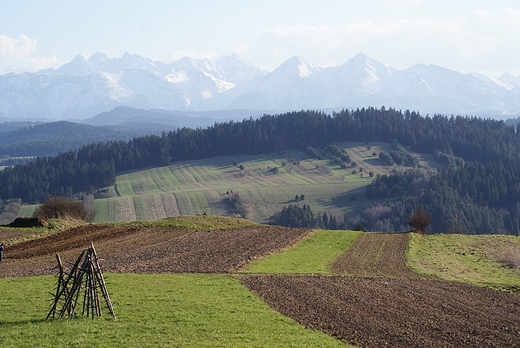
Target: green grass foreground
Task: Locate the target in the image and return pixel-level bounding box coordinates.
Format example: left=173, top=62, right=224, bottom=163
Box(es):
left=243, top=229, right=362, bottom=274
left=0, top=274, right=350, bottom=348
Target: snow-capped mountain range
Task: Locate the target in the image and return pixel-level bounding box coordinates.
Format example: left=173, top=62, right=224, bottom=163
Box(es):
left=1, top=52, right=519, bottom=121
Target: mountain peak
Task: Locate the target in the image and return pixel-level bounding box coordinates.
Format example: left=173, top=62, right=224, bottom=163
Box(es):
left=89, top=52, right=109, bottom=63
left=499, top=73, right=520, bottom=87
left=276, top=56, right=319, bottom=77
left=351, top=53, right=370, bottom=61
left=56, top=54, right=94, bottom=75
left=2, top=52, right=519, bottom=120
left=347, top=53, right=381, bottom=68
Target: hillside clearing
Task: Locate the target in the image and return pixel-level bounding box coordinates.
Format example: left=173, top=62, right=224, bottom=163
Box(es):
left=83, top=142, right=436, bottom=224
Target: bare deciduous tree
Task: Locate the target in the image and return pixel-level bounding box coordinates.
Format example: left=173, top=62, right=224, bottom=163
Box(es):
left=408, top=208, right=432, bottom=235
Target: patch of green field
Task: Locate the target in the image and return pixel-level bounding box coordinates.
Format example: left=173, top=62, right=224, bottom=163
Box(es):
left=0, top=274, right=350, bottom=348
left=243, top=229, right=363, bottom=274
left=92, top=198, right=109, bottom=222
left=18, top=204, right=36, bottom=217
left=408, top=233, right=520, bottom=289
left=96, top=196, right=136, bottom=223
left=114, top=173, right=138, bottom=197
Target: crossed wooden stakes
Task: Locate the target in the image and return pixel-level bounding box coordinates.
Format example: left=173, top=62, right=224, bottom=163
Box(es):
left=47, top=242, right=116, bottom=320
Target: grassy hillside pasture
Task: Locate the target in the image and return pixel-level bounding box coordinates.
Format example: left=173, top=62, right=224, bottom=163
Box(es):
left=93, top=142, right=430, bottom=223
left=408, top=233, right=520, bottom=289
left=0, top=274, right=349, bottom=348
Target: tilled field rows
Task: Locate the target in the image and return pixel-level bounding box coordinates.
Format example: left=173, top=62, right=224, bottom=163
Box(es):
left=238, top=274, right=520, bottom=348
left=103, top=226, right=313, bottom=274
left=0, top=225, right=313, bottom=277
left=331, top=232, right=418, bottom=278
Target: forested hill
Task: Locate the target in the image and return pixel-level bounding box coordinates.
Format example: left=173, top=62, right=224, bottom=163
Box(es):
left=0, top=121, right=135, bottom=157
left=1, top=107, right=520, bottom=234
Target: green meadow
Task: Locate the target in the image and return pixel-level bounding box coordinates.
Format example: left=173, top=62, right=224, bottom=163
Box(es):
left=0, top=274, right=350, bottom=348
left=89, top=142, right=416, bottom=224
left=408, top=233, right=520, bottom=290
left=243, top=229, right=362, bottom=274
left=0, top=226, right=362, bottom=348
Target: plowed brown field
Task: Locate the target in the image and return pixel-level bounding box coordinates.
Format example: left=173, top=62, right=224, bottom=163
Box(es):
left=238, top=274, right=520, bottom=348
left=1, top=224, right=519, bottom=348
left=0, top=224, right=312, bottom=277
left=331, top=232, right=418, bottom=277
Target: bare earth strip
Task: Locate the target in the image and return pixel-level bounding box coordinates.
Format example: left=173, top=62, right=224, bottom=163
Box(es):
left=331, top=232, right=419, bottom=278
left=0, top=225, right=313, bottom=277
left=238, top=274, right=520, bottom=348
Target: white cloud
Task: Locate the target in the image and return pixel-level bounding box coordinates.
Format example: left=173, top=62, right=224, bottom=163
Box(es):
left=0, top=34, right=64, bottom=74
left=0, top=34, right=37, bottom=62
left=239, top=8, right=520, bottom=76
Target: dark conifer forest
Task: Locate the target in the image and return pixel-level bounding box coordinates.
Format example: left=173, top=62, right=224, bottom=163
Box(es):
left=0, top=121, right=134, bottom=157
left=1, top=107, right=520, bottom=234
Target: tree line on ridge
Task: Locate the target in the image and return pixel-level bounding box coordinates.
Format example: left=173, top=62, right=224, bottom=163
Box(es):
left=1, top=107, right=520, bottom=234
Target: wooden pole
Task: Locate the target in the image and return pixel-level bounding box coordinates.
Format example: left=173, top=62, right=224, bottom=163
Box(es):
left=47, top=250, right=84, bottom=320
left=90, top=242, right=117, bottom=319
left=49, top=243, right=116, bottom=320
left=59, top=248, right=91, bottom=318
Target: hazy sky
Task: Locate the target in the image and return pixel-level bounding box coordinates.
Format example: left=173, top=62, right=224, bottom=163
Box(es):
left=1, top=0, right=519, bottom=76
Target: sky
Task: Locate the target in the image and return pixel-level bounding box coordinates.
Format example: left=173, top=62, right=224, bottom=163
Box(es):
left=0, top=0, right=519, bottom=77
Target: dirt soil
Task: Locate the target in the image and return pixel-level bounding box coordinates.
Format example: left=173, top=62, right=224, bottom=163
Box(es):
left=238, top=274, right=520, bottom=348
left=331, top=232, right=419, bottom=277
left=237, top=232, right=520, bottom=347
left=1, top=224, right=519, bottom=347
left=0, top=224, right=313, bottom=277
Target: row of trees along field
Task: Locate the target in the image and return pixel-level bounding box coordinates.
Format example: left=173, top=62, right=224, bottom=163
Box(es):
left=1, top=107, right=520, bottom=234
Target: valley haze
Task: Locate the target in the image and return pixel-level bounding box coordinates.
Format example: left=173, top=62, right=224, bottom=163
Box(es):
left=1, top=52, right=519, bottom=124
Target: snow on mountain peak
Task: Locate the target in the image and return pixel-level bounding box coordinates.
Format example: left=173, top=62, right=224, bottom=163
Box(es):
left=1, top=52, right=519, bottom=120
left=55, top=54, right=94, bottom=75
left=89, top=52, right=109, bottom=64
left=276, top=56, right=319, bottom=78
left=499, top=73, right=520, bottom=87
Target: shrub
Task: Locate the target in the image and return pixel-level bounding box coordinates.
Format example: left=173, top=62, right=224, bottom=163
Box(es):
left=33, top=197, right=92, bottom=221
